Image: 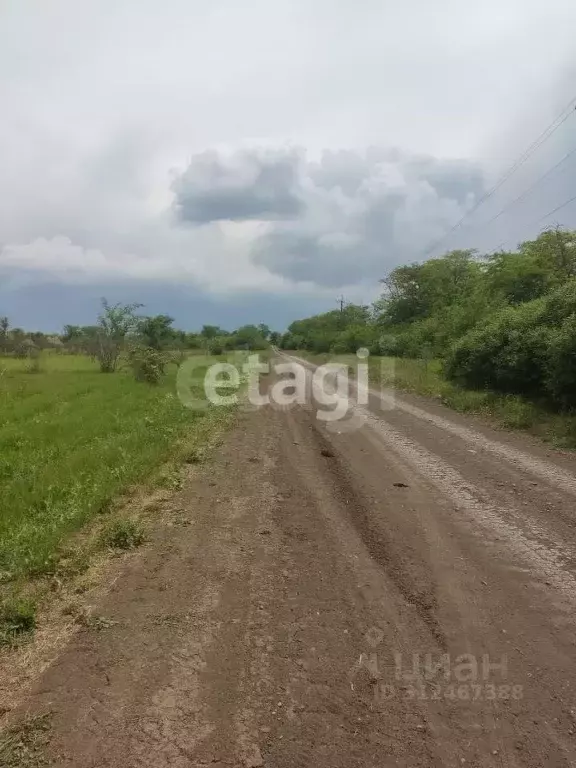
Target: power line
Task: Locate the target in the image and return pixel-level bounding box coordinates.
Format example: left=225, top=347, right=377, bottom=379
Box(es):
left=484, top=145, right=576, bottom=228
left=486, top=193, right=576, bottom=255
left=538, top=193, right=576, bottom=224
left=423, top=96, right=576, bottom=258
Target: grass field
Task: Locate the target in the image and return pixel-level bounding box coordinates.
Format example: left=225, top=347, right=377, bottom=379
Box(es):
left=0, top=353, right=236, bottom=585
left=287, top=350, right=576, bottom=449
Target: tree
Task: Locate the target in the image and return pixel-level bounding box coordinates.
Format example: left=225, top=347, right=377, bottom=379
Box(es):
left=521, top=226, right=576, bottom=282
left=234, top=324, right=267, bottom=350
left=280, top=304, right=374, bottom=353
left=62, top=325, right=82, bottom=343
left=96, top=299, right=142, bottom=373
left=485, top=251, right=548, bottom=305
left=201, top=325, right=221, bottom=340
left=184, top=332, right=203, bottom=349
left=138, top=314, right=176, bottom=350
left=258, top=323, right=271, bottom=340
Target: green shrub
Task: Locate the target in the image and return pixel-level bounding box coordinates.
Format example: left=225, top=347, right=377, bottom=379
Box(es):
left=546, top=315, right=576, bottom=408
left=444, top=279, right=576, bottom=408
left=208, top=341, right=223, bottom=355
left=444, top=301, right=549, bottom=397
left=540, top=279, right=576, bottom=325
left=129, top=346, right=166, bottom=384
left=370, top=334, right=401, bottom=357
left=24, top=348, right=43, bottom=374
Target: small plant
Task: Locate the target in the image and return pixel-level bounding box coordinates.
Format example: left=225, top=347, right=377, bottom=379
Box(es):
left=75, top=610, right=118, bottom=630
left=184, top=446, right=205, bottom=464
left=100, top=519, right=145, bottom=550
left=156, top=469, right=183, bottom=490
left=0, top=598, right=36, bottom=646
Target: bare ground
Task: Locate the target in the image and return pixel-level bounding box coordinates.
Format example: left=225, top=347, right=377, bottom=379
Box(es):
left=4, top=356, right=576, bottom=766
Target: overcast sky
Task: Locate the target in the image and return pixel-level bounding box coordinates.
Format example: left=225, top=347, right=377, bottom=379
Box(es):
left=2, top=0, right=576, bottom=330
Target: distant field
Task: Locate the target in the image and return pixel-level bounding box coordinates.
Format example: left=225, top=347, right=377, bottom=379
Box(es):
left=0, top=353, right=234, bottom=582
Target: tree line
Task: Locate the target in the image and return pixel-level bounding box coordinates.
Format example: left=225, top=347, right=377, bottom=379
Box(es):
left=279, top=227, right=576, bottom=409
left=0, top=301, right=276, bottom=382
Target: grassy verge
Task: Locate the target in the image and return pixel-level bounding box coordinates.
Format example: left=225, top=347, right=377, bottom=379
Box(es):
left=0, top=352, right=237, bottom=596
left=284, top=350, right=576, bottom=450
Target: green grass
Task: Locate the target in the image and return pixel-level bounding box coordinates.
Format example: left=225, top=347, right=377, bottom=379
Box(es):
left=0, top=353, right=238, bottom=583
left=0, top=597, right=36, bottom=647
left=285, top=350, right=576, bottom=450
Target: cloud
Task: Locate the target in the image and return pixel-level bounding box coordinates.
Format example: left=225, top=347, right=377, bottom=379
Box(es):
left=172, top=148, right=304, bottom=223
left=170, top=146, right=485, bottom=287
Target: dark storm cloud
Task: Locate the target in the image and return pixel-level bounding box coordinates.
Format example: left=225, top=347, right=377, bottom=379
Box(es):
left=172, top=148, right=304, bottom=223
left=252, top=148, right=486, bottom=286
left=171, top=145, right=485, bottom=287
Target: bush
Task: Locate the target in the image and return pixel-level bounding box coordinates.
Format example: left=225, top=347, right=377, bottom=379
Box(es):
left=24, top=348, right=43, bottom=374
left=540, top=279, right=576, bottom=326
left=14, top=338, right=38, bottom=359
left=129, top=346, right=166, bottom=384
left=444, top=301, right=549, bottom=397
left=208, top=341, right=223, bottom=355
left=370, top=334, right=401, bottom=357
left=546, top=315, right=576, bottom=408
left=444, top=280, right=576, bottom=408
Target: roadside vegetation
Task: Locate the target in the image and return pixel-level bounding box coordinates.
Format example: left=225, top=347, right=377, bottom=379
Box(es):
left=280, top=227, right=576, bottom=447
left=0, top=301, right=270, bottom=642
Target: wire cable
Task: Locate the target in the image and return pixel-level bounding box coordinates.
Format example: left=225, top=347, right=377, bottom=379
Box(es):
left=538, top=193, right=576, bottom=224
left=484, top=146, right=576, bottom=227
left=423, top=97, right=576, bottom=257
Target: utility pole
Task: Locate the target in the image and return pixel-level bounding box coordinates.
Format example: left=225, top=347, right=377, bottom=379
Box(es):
left=337, top=295, right=346, bottom=313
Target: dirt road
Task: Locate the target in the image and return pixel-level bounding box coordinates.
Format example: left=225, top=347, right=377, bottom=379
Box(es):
left=7, top=354, right=576, bottom=767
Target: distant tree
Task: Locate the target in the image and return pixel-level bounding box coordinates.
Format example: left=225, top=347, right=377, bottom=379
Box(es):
left=62, top=325, right=82, bottom=343
left=184, top=332, right=203, bottom=349
left=234, top=324, right=267, bottom=350
left=201, top=325, right=221, bottom=340
left=0, top=316, right=9, bottom=353
left=14, top=337, right=37, bottom=359
left=96, top=299, right=142, bottom=373
left=138, top=314, right=176, bottom=350
left=258, top=323, right=271, bottom=340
